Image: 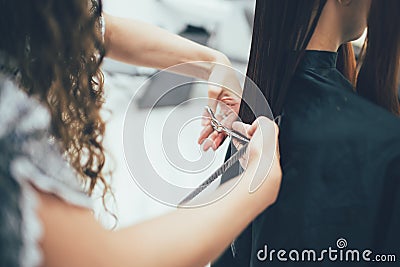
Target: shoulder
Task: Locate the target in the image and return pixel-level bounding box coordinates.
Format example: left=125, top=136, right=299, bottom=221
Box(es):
left=0, top=75, right=93, bottom=267
left=0, top=76, right=45, bottom=267
left=0, top=75, right=50, bottom=140
left=282, top=68, right=400, bottom=147
left=0, top=74, right=93, bottom=207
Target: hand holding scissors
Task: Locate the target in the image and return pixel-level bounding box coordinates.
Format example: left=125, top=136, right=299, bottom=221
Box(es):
left=205, top=106, right=250, bottom=145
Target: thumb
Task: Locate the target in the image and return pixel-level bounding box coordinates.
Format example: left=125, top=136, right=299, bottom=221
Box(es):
left=232, top=121, right=252, bottom=138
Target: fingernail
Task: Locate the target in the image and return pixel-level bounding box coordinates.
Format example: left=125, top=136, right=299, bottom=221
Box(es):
left=202, top=142, right=210, bottom=151
left=212, top=143, right=217, bottom=150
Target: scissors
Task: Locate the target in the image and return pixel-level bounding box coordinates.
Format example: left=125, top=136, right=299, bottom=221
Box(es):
left=205, top=106, right=250, bottom=144
left=179, top=107, right=282, bottom=206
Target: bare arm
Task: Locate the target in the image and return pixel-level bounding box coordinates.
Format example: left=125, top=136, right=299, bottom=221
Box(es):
left=103, top=14, right=231, bottom=80
left=39, top=118, right=281, bottom=267
left=104, top=14, right=243, bottom=150
left=39, top=167, right=279, bottom=267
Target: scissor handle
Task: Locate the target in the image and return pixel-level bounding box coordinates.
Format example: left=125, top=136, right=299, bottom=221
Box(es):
left=205, top=106, right=250, bottom=143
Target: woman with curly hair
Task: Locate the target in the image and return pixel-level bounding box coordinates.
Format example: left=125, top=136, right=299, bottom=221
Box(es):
left=0, top=0, right=282, bottom=266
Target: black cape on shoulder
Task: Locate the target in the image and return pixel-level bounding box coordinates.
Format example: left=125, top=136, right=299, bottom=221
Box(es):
left=214, top=51, right=400, bottom=267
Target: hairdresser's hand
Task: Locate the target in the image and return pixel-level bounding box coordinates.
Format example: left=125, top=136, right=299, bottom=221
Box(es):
left=233, top=117, right=281, bottom=191
left=243, top=117, right=281, bottom=208
left=198, top=61, right=242, bottom=151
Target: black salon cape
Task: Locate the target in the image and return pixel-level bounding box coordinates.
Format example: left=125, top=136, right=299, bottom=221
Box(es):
left=213, top=51, right=400, bottom=267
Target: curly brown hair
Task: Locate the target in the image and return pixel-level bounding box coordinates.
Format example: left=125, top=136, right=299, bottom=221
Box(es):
left=0, top=0, right=111, bottom=203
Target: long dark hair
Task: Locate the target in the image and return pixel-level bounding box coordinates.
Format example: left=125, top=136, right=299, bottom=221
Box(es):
left=240, top=0, right=356, bottom=122
left=0, top=0, right=111, bottom=202
left=357, top=0, right=400, bottom=116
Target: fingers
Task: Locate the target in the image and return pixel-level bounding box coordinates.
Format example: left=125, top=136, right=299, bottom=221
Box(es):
left=252, top=117, right=279, bottom=137
left=232, top=121, right=252, bottom=138
left=231, top=117, right=272, bottom=140
left=198, top=108, right=227, bottom=150
left=198, top=121, right=227, bottom=151
left=201, top=132, right=226, bottom=151
left=203, top=131, right=219, bottom=151
left=220, top=96, right=241, bottom=111
left=199, top=104, right=233, bottom=150
left=207, top=85, right=222, bottom=115
left=245, top=117, right=279, bottom=158
left=199, top=92, right=241, bottom=151
left=247, top=120, right=259, bottom=137
left=213, top=132, right=226, bottom=149
left=198, top=125, right=214, bottom=145
left=232, top=117, right=268, bottom=138
left=252, top=117, right=280, bottom=164
left=201, top=109, right=211, bottom=127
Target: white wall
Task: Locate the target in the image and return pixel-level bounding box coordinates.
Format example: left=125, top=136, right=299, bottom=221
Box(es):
left=103, top=0, right=254, bottom=61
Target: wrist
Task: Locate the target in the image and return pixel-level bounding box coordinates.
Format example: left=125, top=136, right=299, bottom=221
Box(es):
left=210, top=51, right=243, bottom=95
left=213, top=51, right=231, bottom=67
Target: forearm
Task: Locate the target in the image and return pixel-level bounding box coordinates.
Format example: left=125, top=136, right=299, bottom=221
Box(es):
left=104, top=14, right=230, bottom=80
left=109, top=165, right=275, bottom=267
left=39, top=161, right=278, bottom=267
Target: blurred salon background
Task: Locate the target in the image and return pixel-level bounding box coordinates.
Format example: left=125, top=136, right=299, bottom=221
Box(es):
left=96, top=0, right=367, bottom=228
